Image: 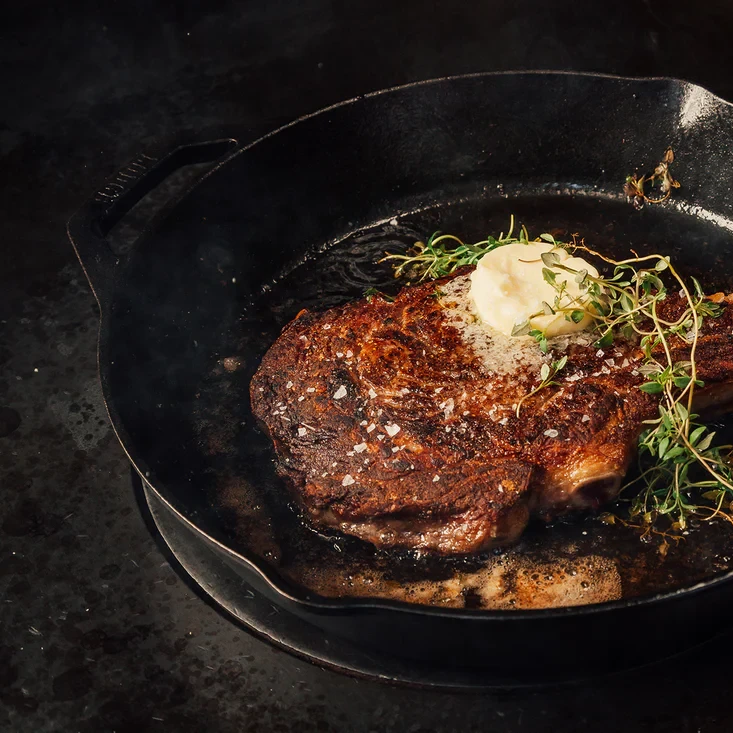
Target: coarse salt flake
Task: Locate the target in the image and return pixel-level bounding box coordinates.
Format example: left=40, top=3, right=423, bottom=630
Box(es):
left=354, top=443, right=368, bottom=453
left=286, top=381, right=293, bottom=389
left=439, top=398, right=455, bottom=418
left=346, top=350, right=353, bottom=358
left=333, top=385, right=348, bottom=399
left=342, top=474, right=355, bottom=486
left=385, top=423, right=401, bottom=437
left=297, top=427, right=307, bottom=437
left=306, top=387, right=316, bottom=393
left=368, top=388, right=377, bottom=399
left=544, top=428, right=559, bottom=438
left=432, top=475, right=440, bottom=482
left=596, top=349, right=605, bottom=358
left=367, top=424, right=375, bottom=433
left=323, top=323, right=331, bottom=330
left=582, top=415, right=591, bottom=423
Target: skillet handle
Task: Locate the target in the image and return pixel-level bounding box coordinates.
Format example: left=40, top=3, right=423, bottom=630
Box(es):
left=67, top=138, right=239, bottom=308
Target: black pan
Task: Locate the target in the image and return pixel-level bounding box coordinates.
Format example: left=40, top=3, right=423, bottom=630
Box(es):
left=69, top=72, right=733, bottom=681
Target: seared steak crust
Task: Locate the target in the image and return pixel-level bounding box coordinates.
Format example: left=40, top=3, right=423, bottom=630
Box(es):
left=250, top=271, right=733, bottom=554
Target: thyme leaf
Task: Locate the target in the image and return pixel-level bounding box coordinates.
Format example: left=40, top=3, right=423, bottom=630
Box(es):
left=364, top=287, right=395, bottom=302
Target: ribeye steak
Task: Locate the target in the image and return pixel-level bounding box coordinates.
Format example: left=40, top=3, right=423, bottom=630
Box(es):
left=250, top=270, right=733, bottom=554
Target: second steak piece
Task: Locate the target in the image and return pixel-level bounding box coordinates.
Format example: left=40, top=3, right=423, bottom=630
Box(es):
left=250, top=270, right=732, bottom=554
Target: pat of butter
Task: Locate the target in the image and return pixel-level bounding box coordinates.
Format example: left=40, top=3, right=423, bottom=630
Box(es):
left=470, top=241, right=599, bottom=337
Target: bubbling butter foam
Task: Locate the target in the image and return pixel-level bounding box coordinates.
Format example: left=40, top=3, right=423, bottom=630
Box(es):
left=440, top=274, right=545, bottom=375
left=292, top=552, right=623, bottom=610
left=470, top=241, right=599, bottom=338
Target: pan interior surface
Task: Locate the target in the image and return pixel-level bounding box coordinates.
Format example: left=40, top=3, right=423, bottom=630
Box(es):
left=126, top=191, right=733, bottom=611
left=103, top=73, right=733, bottom=612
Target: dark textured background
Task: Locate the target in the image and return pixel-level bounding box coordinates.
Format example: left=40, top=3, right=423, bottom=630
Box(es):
left=4, top=1, right=733, bottom=730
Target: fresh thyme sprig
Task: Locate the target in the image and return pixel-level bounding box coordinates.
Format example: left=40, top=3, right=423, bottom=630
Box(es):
left=515, top=356, right=567, bottom=417
left=382, top=218, right=733, bottom=531
left=539, top=243, right=732, bottom=529
left=381, top=214, right=534, bottom=280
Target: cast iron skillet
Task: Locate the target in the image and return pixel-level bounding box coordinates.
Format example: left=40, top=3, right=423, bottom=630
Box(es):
left=69, top=72, right=733, bottom=680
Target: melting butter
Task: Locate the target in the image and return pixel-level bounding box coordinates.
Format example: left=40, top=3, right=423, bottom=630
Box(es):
left=470, top=241, right=599, bottom=337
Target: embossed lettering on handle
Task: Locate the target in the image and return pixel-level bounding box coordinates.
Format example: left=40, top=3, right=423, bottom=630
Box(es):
left=92, top=153, right=158, bottom=203
left=69, top=138, right=238, bottom=309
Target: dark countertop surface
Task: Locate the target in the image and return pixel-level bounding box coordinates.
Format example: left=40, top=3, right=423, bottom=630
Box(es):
left=5, top=1, right=733, bottom=730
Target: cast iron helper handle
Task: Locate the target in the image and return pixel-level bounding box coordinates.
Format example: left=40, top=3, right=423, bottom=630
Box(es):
left=67, top=138, right=239, bottom=308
